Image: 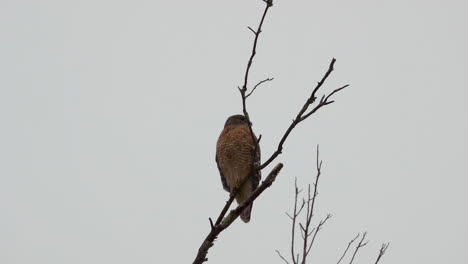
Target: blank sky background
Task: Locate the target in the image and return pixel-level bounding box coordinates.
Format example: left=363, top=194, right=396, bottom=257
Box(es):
left=1, top=0, right=467, bottom=263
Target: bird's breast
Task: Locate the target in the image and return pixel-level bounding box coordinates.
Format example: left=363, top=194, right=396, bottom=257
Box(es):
left=216, top=125, right=255, bottom=189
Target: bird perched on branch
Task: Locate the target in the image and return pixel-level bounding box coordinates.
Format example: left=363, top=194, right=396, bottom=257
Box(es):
left=216, top=115, right=261, bottom=223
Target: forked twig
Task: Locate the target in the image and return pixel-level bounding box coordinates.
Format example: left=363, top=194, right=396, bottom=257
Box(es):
left=349, top=232, right=369, bottom=264
left=192, top=164, right=283, bottom=264
left=276, top=147, right=331, bottom=264
left=238, top=0, right=273, bottom=173
left=374, top=243, right=390, bottom=264
left=259, top=60, right=349, bottom=171
left=337, top=233, right=360, bottom=264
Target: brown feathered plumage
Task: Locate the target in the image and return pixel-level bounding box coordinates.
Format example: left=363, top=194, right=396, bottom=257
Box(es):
left=216, top=115, right=261, bottom=223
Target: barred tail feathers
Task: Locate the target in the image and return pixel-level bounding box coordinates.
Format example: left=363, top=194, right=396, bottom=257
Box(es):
left=240, top=203, right=253, bottom=223
left=236, top=180, right=254, bottom=223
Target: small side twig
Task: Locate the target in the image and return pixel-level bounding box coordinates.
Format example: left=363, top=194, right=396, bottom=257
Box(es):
left=300, top=147, right=324, bottom=264
left=246, top=77, right=274, bottom=98
left=259, top=59, right=349, bottom=171
left=306, top=214, right=332, bottom=256
left=289, top=178, right=306, bottom=264
left=238, top=0, right=273, bottom=173
left=276, top=250, right=290, bottom=264
left=278, top=149, right=389, bottom=264
left=276, top=147, right=331, bottom=264
left=336, top=233, right=360, bottom=264
left=374, top=243, right=390, bottom=264
left=214, top=192, right=236, bottom=226
left=349, top=232, right=368, bottom=264
left=208, top=218, right=214, bottom=229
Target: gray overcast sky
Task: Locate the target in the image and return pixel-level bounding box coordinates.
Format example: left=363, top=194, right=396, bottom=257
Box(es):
left=1, top=0, right=467, bottom=263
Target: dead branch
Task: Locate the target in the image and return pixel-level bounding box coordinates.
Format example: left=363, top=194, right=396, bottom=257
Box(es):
left=288, top=178, right=306, bottom=264
left=276, top=250, right=290, bottom=264
left=300, top=147, right=324, bottom=264
left=212, top=192, right=236, bottom=226
left=276, top=149, right=389, bottom=264
left=192, top=163, right=283, bottom=264
left=336, top=233, right=360, bottom=264
left=374, top=243, right=390, bottom=264
left=246, top=77, right=274, bottom=98
left=306, top=214, right=332, bottom=257
left=259, top=61, right=349, bottom=171
left=276, top=147, right=331, bottom=264
left=349, top=232, right=368, bottom=264
left=238, top=0, right=273, bottom=167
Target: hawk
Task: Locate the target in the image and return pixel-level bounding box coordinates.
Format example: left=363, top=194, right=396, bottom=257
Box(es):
left=216, top=115, right=261, bottom=223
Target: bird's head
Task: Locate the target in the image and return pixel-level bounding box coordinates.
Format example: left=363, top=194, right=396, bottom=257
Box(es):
left=224, top=114, right=251, bottom=127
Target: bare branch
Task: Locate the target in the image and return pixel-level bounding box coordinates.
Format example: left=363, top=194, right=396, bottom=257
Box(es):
left=297, top=200, right=306, bottom=216
left=246, top=77, right=274, bottom=98
left=214, top=192, right=236, bottom=225
left=238, top=0, right=273, bottom=185
left=276, top=250, right=290, bottom=264
left=279, top=148, right=388, bottom=264
left=349, top=232, right=368, bottom=264
left=280, top=146, right=328, bottom=264
left=299, top=84, right=349, bottom=121
left=299, top=226, right=306, bottom=240
left=300, top=149, right=323, bottom=264
left=240, top=2, right=270, bottom=93
left=259, top=59, right=349, bottom=170
left=325, top=84, right=349, bottom=102
left=374, top=243, right=390, bottom=264
left=290, top=178, right=300, bottom=264
left=306, top=214, right=332, bottom=256
left=336, top=233, right=360, bottom=264
left=208, top=218, right=214, bottom=229
left=192, top=163, right=283, bottom=264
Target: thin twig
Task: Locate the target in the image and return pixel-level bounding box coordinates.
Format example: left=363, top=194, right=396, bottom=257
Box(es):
left=281, top=147, right=329, bottom=264
left=300, top=147, right=323, bottom=264
left=214, top=192, right=236, bottom=226
left=259, top=59, right=349, bottom=170
left=291, top=179, right=299, bottom=264
left=208, top=218, right=214, bottom=229
left=301, top=184, right=312, bottom=264
left=306, top=214, right=332, bottom=256
left=238, top=1, right=273, bottom=176
left=336, top=233, right=360, bottom=264
left=349, top=232, right=368, bottom=264
left=246, top=77, right=274, bottom=98
left=288, top=178, right=305, bottom=264
left=374, top=243, right=390, bottom=264
left=276, top=250, right=290, bottom=264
